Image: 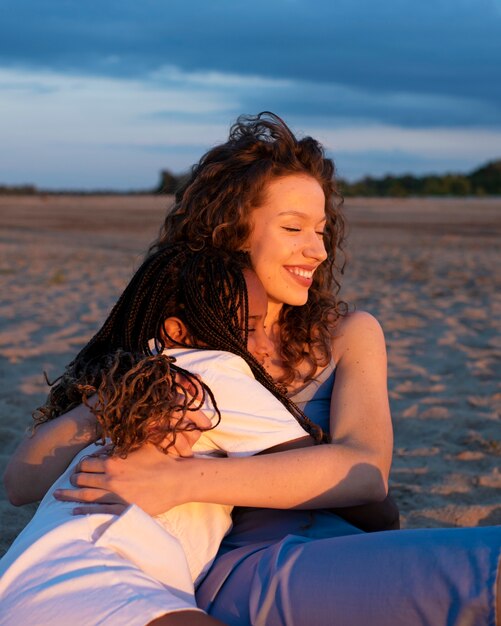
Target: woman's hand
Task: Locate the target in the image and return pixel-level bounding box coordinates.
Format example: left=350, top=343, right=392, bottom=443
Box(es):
left=54, top=444, right=190, bottom=516
left=54, top=408, right=210, bottom=516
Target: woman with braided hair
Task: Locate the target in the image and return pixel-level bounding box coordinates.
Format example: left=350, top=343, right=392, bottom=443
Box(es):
left=6, top=113, right=501, bottom=625
left=2, top=247, right=319, bottom=626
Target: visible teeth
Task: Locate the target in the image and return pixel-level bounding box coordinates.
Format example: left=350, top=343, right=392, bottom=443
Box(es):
left=287, top=267, right=313, bottom=279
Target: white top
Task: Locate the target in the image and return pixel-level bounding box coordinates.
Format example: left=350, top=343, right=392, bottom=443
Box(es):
left=0, top=349, right=306, bottom=625
left=156, top=348, right=307, bottom=583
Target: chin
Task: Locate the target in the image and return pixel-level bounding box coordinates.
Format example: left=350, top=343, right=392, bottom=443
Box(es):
left=282, top=292, right=309, bottom=307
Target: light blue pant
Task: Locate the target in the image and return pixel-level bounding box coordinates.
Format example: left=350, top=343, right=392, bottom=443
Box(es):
left=197, top=509, right=500, bottom=626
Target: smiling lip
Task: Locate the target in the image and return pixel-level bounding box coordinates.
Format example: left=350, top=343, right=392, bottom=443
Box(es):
left=284, top=265, right=316, bottom=287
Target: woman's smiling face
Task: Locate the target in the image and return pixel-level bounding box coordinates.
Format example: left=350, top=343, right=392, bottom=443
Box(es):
left=246, top=174, right=328, bottom=315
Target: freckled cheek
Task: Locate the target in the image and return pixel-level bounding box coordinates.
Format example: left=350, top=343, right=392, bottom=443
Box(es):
left=259, top=273, right=276, bottom=295
left=252, top=251, right=276, bottom=282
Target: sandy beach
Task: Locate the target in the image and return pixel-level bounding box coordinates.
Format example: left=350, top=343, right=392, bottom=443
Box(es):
left=0, top=194, right=500, bottom=556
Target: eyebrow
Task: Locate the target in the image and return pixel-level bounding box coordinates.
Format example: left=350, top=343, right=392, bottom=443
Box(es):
left=277, top=210, right=326, bottom=225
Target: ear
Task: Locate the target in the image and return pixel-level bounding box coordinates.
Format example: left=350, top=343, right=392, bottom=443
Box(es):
left=162, top=317, right=189, bottom=344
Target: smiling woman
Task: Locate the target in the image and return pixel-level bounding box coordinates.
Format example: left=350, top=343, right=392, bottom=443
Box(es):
left=152, top=112, right=347, bottom=387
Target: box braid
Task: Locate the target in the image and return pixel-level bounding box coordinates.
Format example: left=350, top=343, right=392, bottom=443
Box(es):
left=36, top=244, right=189, bottom=422
left=35, top=244, right=324, bottom=442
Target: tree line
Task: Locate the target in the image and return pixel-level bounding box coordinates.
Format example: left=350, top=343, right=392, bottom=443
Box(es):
left=2, top=159, right=500, bottom=197
left=156, top=159, right=501, bottom=197
left=337, top=160, right=501, bottom=197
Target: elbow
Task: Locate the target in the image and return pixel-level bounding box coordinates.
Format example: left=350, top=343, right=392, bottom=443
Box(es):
left=369, top=474, right=389, bottom=503
left=7, top=495, right=27, bottom=507
left=367, top=454, right=390, bottom=502
left=350, top=452, right=389, bottom=504
left=3, top=466, right=29, bottom=507
left=330, top=461, right=390, bottom=508
left=358, top=443, right=390, bottom=503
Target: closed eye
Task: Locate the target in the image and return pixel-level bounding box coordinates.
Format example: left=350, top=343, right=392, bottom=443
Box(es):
left=282, top=227, right=301, bottom=232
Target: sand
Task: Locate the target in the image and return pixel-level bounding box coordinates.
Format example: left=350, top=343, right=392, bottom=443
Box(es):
left=0, top=194, right=500, bottom=555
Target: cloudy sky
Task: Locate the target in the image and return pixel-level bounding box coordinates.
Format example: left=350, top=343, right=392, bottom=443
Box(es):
left=1, top=0, right=500, bottom=190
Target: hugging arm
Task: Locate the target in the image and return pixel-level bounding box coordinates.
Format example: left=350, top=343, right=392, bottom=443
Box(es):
left=4, top=360, right=199, bottom=506
left=3, top=402, right=99, bottom=506
left=57, top=312, right=393, bottom=515
left=175, top=306, right=392, bottom=511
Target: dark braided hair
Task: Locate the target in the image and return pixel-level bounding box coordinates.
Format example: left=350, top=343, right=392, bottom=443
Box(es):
left=149, top=112, right=348, bottom=386
left=35, top=244, right=324, bottom=442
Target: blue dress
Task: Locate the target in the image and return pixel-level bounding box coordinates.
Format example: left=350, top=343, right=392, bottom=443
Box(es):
left=196, top=365, right=501, bottom=625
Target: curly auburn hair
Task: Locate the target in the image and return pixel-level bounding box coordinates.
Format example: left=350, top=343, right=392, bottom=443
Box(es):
left=35, top=245, right=323, bottom=442
left=76, top=350, right=217, bottom=458
left=150, top=112, right=348, bottom=385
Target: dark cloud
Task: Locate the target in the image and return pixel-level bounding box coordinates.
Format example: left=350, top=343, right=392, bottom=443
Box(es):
left=145, top=83, right=501, bottom=130
left=238, top=81, right=501, bottom=129
left=2, top=0, right=500, bottom=114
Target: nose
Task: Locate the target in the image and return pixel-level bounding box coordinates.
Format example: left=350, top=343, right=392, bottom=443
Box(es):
left=186, top=409, right=212, bottom=431
left=304, top=230, right=327, bottom=263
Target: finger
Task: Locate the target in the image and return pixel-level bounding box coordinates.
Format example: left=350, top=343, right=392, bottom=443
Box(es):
left=70, top=471, right=109, bottom=489
left=174, top=372, right=196, bottom=397
left=75, top=456, right=108, bottom=474
left=73, top=504, right=128, bottom=516
left=53, top=488, right=121, bottom=504
left=175, top=372, right=204, bottom=402
left=169, top=434, right=195, bottom=458
left=186, top=408, right=212, bottom=430
left=156, top=430, right=195, bottom=457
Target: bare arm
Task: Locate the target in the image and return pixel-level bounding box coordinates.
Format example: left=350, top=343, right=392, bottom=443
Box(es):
left=3, top=402, right=99, bottom=505
left=3, top=366, right=215, bottom=507
left=58, top=312, right=393, bottom=515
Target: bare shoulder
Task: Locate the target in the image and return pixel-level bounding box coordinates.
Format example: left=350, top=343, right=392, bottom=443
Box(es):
left=335, top=310, right=384, bottom=337
left=332, top=310, right=386, bottom=363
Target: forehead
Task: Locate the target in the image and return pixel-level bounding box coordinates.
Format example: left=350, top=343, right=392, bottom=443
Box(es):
left=256, top=174, right=326, bottom=222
